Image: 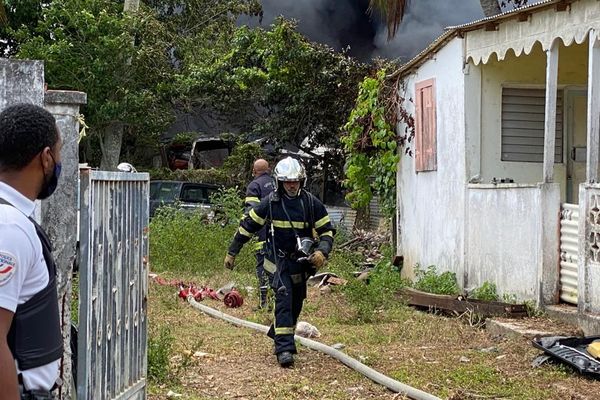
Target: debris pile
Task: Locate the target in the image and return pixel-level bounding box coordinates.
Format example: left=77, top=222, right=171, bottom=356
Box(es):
left=340, top=230, right=390, bottom=268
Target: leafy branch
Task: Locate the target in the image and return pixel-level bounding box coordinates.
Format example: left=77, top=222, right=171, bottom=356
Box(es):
left=341, top=69, right=415, bottom=218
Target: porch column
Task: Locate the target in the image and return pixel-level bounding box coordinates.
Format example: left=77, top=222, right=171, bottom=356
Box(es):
left=543, top=40, right=559, bottom=183
left=587, top=30, right=600, bottom=183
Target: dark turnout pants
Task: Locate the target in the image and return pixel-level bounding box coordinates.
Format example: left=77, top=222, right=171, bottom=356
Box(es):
left=255, top=251, right=269, bottom=296
left=266, top=258, right=308, bottom=354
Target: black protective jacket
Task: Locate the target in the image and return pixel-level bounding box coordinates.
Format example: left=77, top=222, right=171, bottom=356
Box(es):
left=229, top=190, right=335, bottom=262
left=244, top=173, right=275, bottom=245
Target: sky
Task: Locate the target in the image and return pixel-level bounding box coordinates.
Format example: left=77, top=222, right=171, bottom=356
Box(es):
left=240, top=0, right=490, bottom=62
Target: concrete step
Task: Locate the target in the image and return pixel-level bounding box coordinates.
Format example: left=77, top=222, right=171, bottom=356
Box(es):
left=486, top=316, right=582, bottom=340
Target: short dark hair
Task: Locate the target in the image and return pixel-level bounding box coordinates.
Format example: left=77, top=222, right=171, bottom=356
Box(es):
left=0, top=103, right=58, bottom=171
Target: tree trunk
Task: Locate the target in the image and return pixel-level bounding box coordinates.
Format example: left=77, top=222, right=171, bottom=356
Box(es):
left=100, top=122, right=124, bottom=171
left=479, top=0, right=502, bottom=17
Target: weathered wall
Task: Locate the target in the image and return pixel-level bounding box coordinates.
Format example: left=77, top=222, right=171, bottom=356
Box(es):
left=396, top=38, right=467, bottom=281
left=465, top=183, right=560, bottom=302
left=0, top=59, right=44, bottom=109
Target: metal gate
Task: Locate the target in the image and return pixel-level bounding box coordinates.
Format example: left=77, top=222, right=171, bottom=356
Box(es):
left=559, top=203, right=579, bottom=305
left=78, top=170, right=149, bottom=400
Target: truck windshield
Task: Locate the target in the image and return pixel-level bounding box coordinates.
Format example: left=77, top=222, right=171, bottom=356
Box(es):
left=150, top=182, right=181, bottom=202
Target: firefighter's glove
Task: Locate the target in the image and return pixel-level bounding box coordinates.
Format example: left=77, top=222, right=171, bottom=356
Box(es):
left=224, top=254, right=236, bottom=270
left=308, top=250, right=326, bottom=269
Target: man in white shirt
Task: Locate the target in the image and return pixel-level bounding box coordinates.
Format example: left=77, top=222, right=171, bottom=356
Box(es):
left=0, top=104, right=64, bottom=400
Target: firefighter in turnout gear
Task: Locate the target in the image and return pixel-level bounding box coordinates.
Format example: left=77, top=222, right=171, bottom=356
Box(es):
left=244, top=159, right=274, bottom=309
left=224, top=157, right=335, bottom=367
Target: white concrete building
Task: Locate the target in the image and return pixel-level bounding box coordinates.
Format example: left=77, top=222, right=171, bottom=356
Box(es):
left=395, top=0, right=600, bottom=326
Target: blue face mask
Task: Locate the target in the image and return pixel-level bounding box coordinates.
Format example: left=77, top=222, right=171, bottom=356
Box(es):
left=37, top=152, right=62, bottom=200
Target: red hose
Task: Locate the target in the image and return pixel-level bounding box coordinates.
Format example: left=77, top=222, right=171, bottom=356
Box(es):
left=158, top=276, right=243, bottom=307
left=224, top=290, right=243, bottom=308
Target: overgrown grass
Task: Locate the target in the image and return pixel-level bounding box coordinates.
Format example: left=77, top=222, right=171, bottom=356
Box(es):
left=327, top=244, right=409, bottom=323
left=149, top=206, right=254, bottom=280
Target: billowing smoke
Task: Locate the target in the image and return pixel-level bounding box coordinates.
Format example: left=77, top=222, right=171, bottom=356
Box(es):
left=242, top=0, right=489, bottom=62
left=373, top=0, right=484, bottom=61
left=240, top=0, right=376, bottom=60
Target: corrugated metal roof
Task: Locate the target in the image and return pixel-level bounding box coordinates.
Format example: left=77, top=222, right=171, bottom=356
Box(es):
left=446, top=0, right=559, bottom=31
left=391, top=0, right=562, bottom=77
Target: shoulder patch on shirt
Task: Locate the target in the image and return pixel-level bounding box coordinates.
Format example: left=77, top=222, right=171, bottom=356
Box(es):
left=0, top=251, right=17, bottom=286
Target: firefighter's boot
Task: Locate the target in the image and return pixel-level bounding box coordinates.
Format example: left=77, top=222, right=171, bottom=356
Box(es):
left=277, top=351, right=294, bottom=368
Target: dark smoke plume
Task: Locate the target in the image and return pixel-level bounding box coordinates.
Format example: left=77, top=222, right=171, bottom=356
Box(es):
left=241, top=0, right=487, bottom=62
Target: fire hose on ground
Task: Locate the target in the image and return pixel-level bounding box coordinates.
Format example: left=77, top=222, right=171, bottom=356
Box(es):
left=187, top=297, right=441, bottom=400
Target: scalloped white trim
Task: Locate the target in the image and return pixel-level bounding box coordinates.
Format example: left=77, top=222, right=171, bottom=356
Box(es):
left=466, top=0, right=600, bottom=65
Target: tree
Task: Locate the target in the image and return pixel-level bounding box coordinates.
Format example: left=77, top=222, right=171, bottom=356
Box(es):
left=0, top=0, right=49, bottom=56
left=368, top=0, right=530, bottom=40
left=15, top=0, right=260, bottom=170
left=180, top=18, right=369, bottom=182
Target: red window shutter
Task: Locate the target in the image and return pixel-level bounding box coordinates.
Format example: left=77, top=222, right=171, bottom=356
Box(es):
left=415, top=79, right=436, bottom=172
left=415, top=85, right=424, bottom=171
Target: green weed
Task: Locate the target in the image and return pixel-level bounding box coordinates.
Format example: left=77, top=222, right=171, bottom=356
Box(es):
left=413, top=264, right=460, bottom=295
left=469, top=281, right=499, bottom=302
left=147, top=326, right=175, bottom=385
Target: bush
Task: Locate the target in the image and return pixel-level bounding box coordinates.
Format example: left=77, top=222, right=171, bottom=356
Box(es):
left=413, top=265, right=460, bottom=296
left=210, top=186, right=245, bottom=225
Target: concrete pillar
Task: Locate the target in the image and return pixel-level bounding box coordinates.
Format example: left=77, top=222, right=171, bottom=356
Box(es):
left=586, top=30, right=600, bottom=183
left=0, top=59, right=44, bottom=110
left=464, top=62, right=482, bottom=183
left=43, top=90, right=87, bottom=400
left=543, top=40, right=559, bottom=183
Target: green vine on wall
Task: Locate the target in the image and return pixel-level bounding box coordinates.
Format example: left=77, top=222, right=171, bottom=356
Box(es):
left=342, top=70, right=414, bottom=217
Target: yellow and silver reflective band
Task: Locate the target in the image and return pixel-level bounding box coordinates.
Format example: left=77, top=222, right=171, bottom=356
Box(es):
left=238, top=226, right=253, bottom=238
left=275, top=326, right=296, bottom=335
left=264, top=258, right=277, bottom=274
left=249, top=209, right=266, bottom=225
left=319, top=230, right=334, bottom=238
left=315, top=215, right=331, bottom=229
left=245, top=196, right=260, bottom=204
left=253, top=241, right=265, bottom=251
left=272, top=220, right=307, bottom=229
